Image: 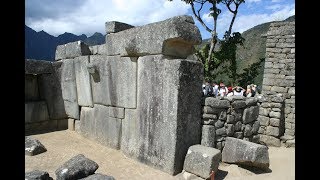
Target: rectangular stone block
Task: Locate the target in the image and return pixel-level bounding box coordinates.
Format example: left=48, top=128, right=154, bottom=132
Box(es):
left=108, top=107, right=125, bottom=119
left=68, top=118, right=75, bottom=131
left=242, top=106, right=259, bottom=124
left=89, top=45, right=99, bottom=55
left=105, top=15, right=201, bottom=58
left=55, top=41, right=91, bottom=60
left=184, top=145, right=221, bottom=179
left=105, top=21, right=134, bottom=34
left=133, top=55, right=203, bottom=175
left=269, top=118, right=280, bottom=127
left=61, top=59, right=79, bottom=119
left=38, top=61, right=68, bottom=120
left=25, top=101, right=49, bottom=123
left=205, top=97, right=230, bottom=108
left=25, top=74, right=39, bottom=101
left=94, top=104, right=122, bottom=149
left=270, top=86, right=288, bottom=93
left=201, top=125, right=216, bottom=148
left=79, top=107, right=95, bottom=139
left=74, top=56, right=93, bottom=107
left=25, top=59, right=53, bottom=74
left=266, top=126, right=279, bottom=137
left=90, top=55, right=137, bottom=108
left=75, top=120, right=80, bottom=133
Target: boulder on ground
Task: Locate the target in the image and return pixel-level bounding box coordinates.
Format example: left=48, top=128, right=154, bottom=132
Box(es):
left=222, top=137, right=269, bottom=169
left=25, top=170, right=52, bottom=180
left=79, top=173, right=115, bottom=180
left=25, top=136, right=47, bottom=156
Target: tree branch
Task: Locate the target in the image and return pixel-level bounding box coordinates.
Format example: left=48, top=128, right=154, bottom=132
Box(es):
left=190, top=2, right=212, bottom=33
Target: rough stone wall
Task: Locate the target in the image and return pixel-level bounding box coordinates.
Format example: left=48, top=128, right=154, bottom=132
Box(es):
left=54, top=15, right=203, bottom=175
left=201, top=96, right=260, bottom=150
left=25, top=59, right=68, bottom=134
left=259, top=21, right=295, bottom=146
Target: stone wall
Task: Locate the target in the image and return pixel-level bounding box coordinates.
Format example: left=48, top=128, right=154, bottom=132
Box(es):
left=201, top=96, right=260, bottom=150
left=259, top=21, right=295, bottom=147
left=25, top=59, right=68, bottom=134
left=54, top=15, right=203, bottom=175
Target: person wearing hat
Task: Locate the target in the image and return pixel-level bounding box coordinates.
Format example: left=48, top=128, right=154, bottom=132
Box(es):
left=218, top=82, right=228, bottom=97
left=233, top=86, right=245, bottom=96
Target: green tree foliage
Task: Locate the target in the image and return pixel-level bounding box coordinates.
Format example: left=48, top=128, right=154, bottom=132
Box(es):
left=237, top=58, right=265, bottom=88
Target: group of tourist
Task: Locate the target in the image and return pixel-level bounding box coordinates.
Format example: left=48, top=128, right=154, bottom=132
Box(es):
left=202, top=81, right=259, bottom=97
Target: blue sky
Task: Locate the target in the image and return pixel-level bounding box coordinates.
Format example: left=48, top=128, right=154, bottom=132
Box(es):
left=25, top=0, right=295, bottom=39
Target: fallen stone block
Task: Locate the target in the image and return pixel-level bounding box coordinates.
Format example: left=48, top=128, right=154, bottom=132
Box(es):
left=183, top=145, right=221, bottom=179
left=25, top=170, right=52, bottom=180
left=222, top=137, right=269, bottom=169
left=55, top=154, right=99, bottom=180
left=105, top=15, right=201, bottom=58
left=25, top=59, right=53, bottom=74
left=25, top=136, right=47, bottom=156
left=79, top=173, right=115, bottom=180
left=105, top=21, right=134, bottom=34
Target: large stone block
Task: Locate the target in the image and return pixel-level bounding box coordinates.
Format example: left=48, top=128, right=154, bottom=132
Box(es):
left=105, top=21, right=134, bottom=34
left=38, top=61, right=68, bottom=120
left=222, top=137, right=269, bottom=169
left=205, top=97, right=230, bottom=108
left=258, top=134, right=281, bottom=147
left=79, top=107, right=95, bottom=140
left=201, top=125, right=216, bottom=148
left=25, top=170, right=52, bottom=180
left=25, top=101, right=49, bottom=123
left=74, top=56, right=93, bottom=107
left=231, top=100, right=246, bottom=109
left=183, top=145, right=221, bottom=179
left=108, top=106, right=125, bottom=119
left=25, top=59, right=53, bottom=74
left=242, top=106, right=259, bottom=124
left=105, top=15, right=201, bottom=58
left=266, top=126, right=279, bottom=137
left=130, top=55, right=203, bottom=175
left=25, top=74, right=39, bottom=101
left=55, top=41, right=91, bottom=60
left=61, top=59, right=79, bottom=119
left=25, top=120, right=58, bottom=134
left=25, top=136, right=47, bottom=156
left=90, top=55, right=137, bottom=108
left=94, top=105, right=122, bottom=149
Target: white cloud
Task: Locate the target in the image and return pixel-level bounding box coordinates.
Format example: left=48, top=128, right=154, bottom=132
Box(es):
left=271, top=0, right=283, bottom=3
left=246, top=0, right=261, bottom=3
left=26, top=0, right=190, bottom=36
left=266, top=4, right=282, bottom=11
left=201, top=4, right=294, bottom=38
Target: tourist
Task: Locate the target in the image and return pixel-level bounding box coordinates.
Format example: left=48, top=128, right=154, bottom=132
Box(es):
left=233, top=86, right=245, bottom=96
left=245, top=85, right=252, bottom=97
left=212, top=82, right=219, bottom=97
left=218, top=82, right=228, bottom=97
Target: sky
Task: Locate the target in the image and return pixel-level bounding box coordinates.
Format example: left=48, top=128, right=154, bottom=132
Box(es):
left=25, top=0, right=295, bottom=39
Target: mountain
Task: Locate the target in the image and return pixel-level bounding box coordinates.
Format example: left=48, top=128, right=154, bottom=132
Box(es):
left=25, top=26, right=105, bottom=61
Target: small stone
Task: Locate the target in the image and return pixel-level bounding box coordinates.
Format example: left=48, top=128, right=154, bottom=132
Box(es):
left=25, top=136, right=47, bottom=156
left=25, top=170, right=52, bottom=180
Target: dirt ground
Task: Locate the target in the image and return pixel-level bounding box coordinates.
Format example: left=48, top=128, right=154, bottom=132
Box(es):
left=25, top=130, right=295, bottom=180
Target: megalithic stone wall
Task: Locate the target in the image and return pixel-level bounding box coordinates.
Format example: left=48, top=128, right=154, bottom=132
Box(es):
left=258, top=21, right=295, bottom=147
left=55, top=15, right=203, bottom=175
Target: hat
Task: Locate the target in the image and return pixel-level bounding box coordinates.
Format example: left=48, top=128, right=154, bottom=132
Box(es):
left=228, top=87, right=232, bottom=92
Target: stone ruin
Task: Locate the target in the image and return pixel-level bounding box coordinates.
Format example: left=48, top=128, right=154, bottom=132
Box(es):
left=25, top=15, right=295, bottom=178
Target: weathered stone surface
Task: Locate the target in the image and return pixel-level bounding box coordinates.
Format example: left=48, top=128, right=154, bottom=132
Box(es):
left=214, top=120, right=225, bottom=129
left=245, top=97, right=258, bottom=106
left=216, top=127, right=226, bottom=136
left=122, top=55, right=203, bottom=175
left=205, top=97, right=230, bottom=108
left=201, top=125, right=216, bottom=148
left=234, top=121, right=242, bottom=132
left=252, top=121, right=260, bottom=134
left=80, top=107, right=95, bottom=139
left=79, top=173, right=115, bottom=180
left=202, top=114, right=217, bottom=119
left=233, top=132, right=243, bottom=139
left=68, top=118, right=75, bottom=131
left=38, top=61, right=68, bottom=119
left=203, top=119, right=215, bottom=125
left=75, top=120, right=80, bottom=133
left=89, top=45, right=99, bottom=55
left=74, top=56, right=93, bottom=107
left=61, top=59, right=79, bottom=119
left=25, top=136, right=47, bottom=156
left=258, top=126, right=265, bottom=134
left=90, top=55, right=137, bottom=108
left=258, top=116, right=270, bottom=126
left=55, top=154, right=99, bottom=180
left=242, top=106, right=259, bottom=124
left=57, top=119, right=68, bottom=130
left=226, top=124, right=235, bottom=136
left=226, top=115, right=236, bottom=124
left=25, top=74, right=39, bottom=101
left=285, top=139, right=295, bottom=147
left=56, top=41, right=91, bottom=60
left=105, top=21, right=134, bottom=34
left=106, top=15, right=201, bottom=58
left=25, top=59, right=53, bottom=74
left=25, top=120, right=58, bottom=135
left=25, top=101, right=49, bottom=123
left=177, top=170, right=205, bottom=180
left=271, top=96, right=284, bottom=103
left=231, top=109, right=243, bottom=121
left=280, top=135, right=294, bottom=141
left=108, top=107, right=125, bottom=119
left=203, top=106, right=221, bottom=114
left=269, top=111, right=281, bottom=118
left=94, top=105, right=122, bottom=149
left=183, top=145, right=221, bottom=179
left=269, top=118, right=280, bottom=126
left=244, top=124, right=253, bottom=137
left=25, top=170, right=52, bottom=180
left=231, top=100, right=246, bottom=109
left=224, top=95, right=244, bottom=102
left=285, top=129, right=295, bottom=136
left=219, top=110, right=227, bottom=120
left=222, top=137, right=269, bottom=169
left=258, top=135, right=281, bottom=147
left=266, top=126, right=279, bottom=137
